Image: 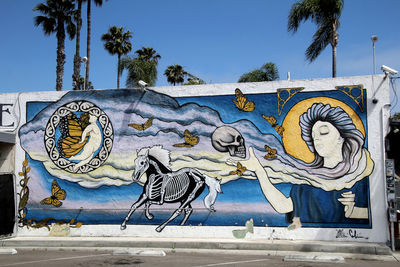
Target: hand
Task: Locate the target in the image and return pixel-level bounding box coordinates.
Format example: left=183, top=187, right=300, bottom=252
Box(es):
left=226, top=147, right=261, bottom=172
left=338, top=191, right=355, bottom=218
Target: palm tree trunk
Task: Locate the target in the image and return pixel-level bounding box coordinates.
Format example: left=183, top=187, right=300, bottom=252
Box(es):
left=117, top=54, right=120, bottom=89
left=332, top=44, right=337, bottom=78
left=56, top=21, right=66, bottom=91
left=85, top=0, right=91, bottom=90
left=331, top=21, right=338, bottom=78
left=73, top=0, right=82, bottom=90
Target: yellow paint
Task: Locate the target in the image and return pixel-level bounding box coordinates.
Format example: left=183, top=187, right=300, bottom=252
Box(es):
left=281, top=97, right=365, bottom=163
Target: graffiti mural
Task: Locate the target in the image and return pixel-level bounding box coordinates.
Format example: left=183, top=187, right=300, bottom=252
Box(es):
left=17, top=85, right=373, bottom=232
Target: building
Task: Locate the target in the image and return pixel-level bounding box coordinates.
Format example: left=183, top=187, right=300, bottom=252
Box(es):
left=0, top=75, right=392, bottom=243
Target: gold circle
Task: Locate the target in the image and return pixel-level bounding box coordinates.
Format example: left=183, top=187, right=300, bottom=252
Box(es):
left=281, top=97, right=365, bottom=163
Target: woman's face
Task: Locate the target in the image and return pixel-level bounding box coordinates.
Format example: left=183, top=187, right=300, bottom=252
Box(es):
left=311, top=121, right=343, bottom=158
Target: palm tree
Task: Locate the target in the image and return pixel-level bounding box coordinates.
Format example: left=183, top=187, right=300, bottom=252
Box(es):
left=184, top=73, right=206, bottom=85
left=238, top=62, right=279, bottom=82
left=120, top=56, right=158, bottom=88
left=101, top=26, right=132, bottom=88
left=120, top=47, right=161, bottom=88
left=85, top=0, right=106, bottom=90
left=135, top=47, right=161, bottom=63
left=164, top=65, right=187, bottom=86
left=288, top=0, right=344, bottom=77
left=33, top=0, right=76, bottom=91
left=72, top=0, right=82, bottom=90
left=73, top=76, right=94, bottom=90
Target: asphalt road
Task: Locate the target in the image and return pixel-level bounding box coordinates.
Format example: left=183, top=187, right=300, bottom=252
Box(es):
left=0, top=249, right=399, bottom=267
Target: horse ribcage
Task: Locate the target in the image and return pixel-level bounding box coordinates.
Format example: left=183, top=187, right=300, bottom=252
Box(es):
left=147, top=174, right=164, bottom=200
left=164, top=173, right=190, bottom=201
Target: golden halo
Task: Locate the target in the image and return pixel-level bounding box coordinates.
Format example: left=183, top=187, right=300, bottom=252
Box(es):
left=281, top=97, right=365, bottom=163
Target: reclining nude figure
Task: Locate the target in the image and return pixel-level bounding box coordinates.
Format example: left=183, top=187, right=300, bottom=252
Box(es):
left=230, top=103, right=374, bottom=229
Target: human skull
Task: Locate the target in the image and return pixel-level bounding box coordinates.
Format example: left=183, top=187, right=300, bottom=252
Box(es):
left=211, top=126, right=246, bottom=158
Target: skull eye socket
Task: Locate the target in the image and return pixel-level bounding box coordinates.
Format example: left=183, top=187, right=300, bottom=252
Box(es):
left=236, top=136, right=242, bottom=143
left=140, top=161, right=145, bottom=166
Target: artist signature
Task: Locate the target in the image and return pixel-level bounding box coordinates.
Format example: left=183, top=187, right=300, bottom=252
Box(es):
left=336, top=229, right=368, bottom=240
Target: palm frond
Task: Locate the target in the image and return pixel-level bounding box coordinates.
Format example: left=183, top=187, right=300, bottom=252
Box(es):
left=65, top=17, right=76, bottom=40
left=305, top=21, right=332, bottom=62
left=120, top=56, right=158, bottom=88
left=288, top=0, right=320, bottom=33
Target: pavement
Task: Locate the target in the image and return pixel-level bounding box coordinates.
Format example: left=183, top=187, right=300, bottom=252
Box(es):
left=1, top=236, right=399, bottom=262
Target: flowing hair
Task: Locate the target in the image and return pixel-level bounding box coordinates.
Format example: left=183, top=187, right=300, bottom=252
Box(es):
left=279, top=103, right=365, bottom=179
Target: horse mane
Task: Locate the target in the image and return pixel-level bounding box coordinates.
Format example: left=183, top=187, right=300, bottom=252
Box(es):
left=137, top=145, right=171, bottom=169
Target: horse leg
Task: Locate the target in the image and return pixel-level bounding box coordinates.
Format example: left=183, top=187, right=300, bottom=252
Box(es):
left=180, top=203, right=193, bottom=226
left=156, top=178, right=204, bottom=232
left=145, top=202, right=154, bottom=220
left=120, top=194, right=148, bottom=230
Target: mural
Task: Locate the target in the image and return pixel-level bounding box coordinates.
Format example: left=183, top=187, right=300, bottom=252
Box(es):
left=18, top=85, right=373, bottom=232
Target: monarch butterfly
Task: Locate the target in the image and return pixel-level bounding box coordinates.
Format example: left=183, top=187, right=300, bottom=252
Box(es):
left=264, top=145, right=277, bottom=159
left=58, top=113, right=90, bottom=158
left=40, top=180, right=66, bottom=208
left=262, top=114, right=285, bottom=137
left=262, top=115, right=277, bottom=126
left=274, top=125, right=284, bottom=137
left=233, top=88, right=255, bottom=112
left=128, top=117, right=154, bottom=131
left=229, top=162, right=247, bottom=176
left=173, top=129, right=199, bottom=147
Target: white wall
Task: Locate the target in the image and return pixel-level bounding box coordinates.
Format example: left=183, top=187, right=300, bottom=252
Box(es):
left=0, top=75, right=391, bottom=242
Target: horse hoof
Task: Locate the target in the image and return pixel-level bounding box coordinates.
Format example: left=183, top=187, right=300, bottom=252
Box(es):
left=155, top=226, right=163, bottom=232
left=146, top=214, right=154, bottom=220
left=120, top=225, right=126, bottom=230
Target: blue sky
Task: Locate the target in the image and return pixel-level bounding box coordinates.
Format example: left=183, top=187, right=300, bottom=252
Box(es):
left=1, top=0, right=399, bottom=111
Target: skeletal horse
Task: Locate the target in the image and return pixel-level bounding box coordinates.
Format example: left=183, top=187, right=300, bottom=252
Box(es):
left=121, top=146, right=222, bottom=232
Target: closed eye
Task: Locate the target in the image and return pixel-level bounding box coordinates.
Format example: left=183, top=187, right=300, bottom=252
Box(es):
left=319, top=125, right=330, bottom=135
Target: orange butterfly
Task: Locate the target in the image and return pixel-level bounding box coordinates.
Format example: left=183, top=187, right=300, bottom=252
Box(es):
left=128, top=117, right=154, bottom=131
left=58, top=113, right=90, bottom=158
left=264, top=145, right=277, bottom=159
left=262, top=115, right=285, bottom=137
left=262, top=115, right=277, bottom=126
left=229, top=162, right=247, bottom=176
left=173, top=129, right=199, bottom=147
left=233, top=88, right=255, bottom=112
left=274, top=125, right=284, bottom=137
left=40, top=180, right=66, bottom=208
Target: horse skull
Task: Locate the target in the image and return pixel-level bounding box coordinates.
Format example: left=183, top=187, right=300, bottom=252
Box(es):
left=211, top=126, right=246, bottom=158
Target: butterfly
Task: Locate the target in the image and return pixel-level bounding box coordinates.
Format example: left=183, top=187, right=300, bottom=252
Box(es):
left=58, top=113, right=90, bottom=158
left=229, top=162, right=247, bottom=176
left=274, top=125, right=284, bottom=137
left=173, top=129, right=199, bottom=147
left=262, top=114, right=285, bottom=137
left=128, top=117, right=154, bottom=131
left=264, top=145, right=277, bottom=159
left=233, top=88, right=255, bottom=112
left=40, top=180, right=66, bottom=208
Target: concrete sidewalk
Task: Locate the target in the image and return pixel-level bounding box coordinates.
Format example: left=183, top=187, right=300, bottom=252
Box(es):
left=0, top=236, right=392, bottom=256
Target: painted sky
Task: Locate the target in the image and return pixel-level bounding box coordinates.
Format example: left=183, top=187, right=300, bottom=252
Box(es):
left=1, top=0, right=399, bottom=112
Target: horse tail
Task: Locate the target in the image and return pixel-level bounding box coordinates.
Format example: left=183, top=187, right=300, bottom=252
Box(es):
left=203, top=174, right=222, bottom=212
